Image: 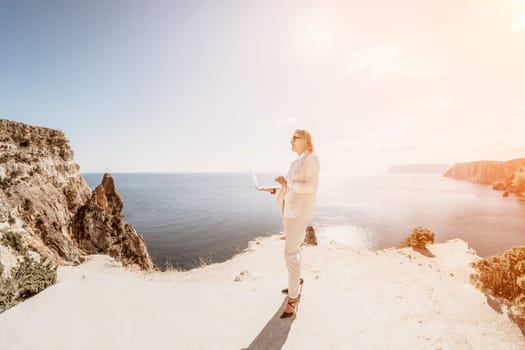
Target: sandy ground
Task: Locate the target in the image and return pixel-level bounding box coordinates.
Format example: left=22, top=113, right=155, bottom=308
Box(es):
left=1, top=235, right=524, bottom=350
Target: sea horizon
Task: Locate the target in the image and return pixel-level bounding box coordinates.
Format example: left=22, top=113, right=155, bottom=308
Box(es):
left=82, top=172, right=525, bottom=270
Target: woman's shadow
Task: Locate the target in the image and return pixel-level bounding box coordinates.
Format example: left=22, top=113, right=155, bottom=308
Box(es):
left=241, top=297, right=297, bottom=350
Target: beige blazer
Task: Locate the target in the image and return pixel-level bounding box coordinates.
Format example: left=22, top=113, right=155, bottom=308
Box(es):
left=277, top=152, right=320, bottom=225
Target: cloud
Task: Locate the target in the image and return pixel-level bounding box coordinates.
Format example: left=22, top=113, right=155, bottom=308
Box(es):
left=420, top=96, right=452, bottom=113
left=275, top=117, right=296, bottom=128
left=343, top=43, right=443, bottom=80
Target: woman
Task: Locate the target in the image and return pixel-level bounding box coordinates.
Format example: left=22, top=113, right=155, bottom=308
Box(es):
left=274, top=129, right=320, bottom=318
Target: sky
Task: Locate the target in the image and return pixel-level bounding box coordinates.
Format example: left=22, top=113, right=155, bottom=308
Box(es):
left=1, top=0, right=524, bottom=174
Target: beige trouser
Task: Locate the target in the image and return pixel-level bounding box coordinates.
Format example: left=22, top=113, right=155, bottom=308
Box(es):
left=283, top=218, right=307, bottom=299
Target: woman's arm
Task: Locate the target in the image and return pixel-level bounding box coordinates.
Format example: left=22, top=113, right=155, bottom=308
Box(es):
left=292, top=156, right=320, bottom=194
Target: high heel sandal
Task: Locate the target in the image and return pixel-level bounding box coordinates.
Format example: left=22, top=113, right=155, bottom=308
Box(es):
left=281, top=278, right=304, bottom=295
left=280, top=296, right=300, bottom=319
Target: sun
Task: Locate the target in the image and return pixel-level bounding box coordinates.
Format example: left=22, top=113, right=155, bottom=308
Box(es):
left=512, top=13, right=525, bottom=31
left=502, top=0, right=525, bottom=30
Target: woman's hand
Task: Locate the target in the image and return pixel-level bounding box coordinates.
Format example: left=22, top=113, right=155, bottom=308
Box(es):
left=275, top=176, right=287, bottom=186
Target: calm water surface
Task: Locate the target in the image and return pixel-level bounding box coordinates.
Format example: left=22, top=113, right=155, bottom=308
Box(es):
left=82, top=173, right=525, bottom=269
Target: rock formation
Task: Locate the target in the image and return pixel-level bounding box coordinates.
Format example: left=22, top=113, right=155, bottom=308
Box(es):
left=444, top=158, right=525, bottom=196
left=0, top=119, right=157, bottom=276
left=492, top=167, right=525, bottom=197
left=443, top=159, right=525, bottom=184
left=303, top=226, right=318, bottom=246
left=71, top=174, right=156, bottom=269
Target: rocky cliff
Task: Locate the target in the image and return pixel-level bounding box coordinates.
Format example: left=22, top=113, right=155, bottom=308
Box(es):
left=0, top=119, right=157, bottom=278
left=443, top=158, right=525, bottom=196
left=443, top=159, right=525, bottom=184
left=493, top=167, right=525, bottom=197
left=71, top=173, right=155, bottom=269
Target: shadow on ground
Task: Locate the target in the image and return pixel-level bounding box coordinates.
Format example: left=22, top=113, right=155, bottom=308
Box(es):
left=486, top=295, right=525, bottom=337
left=242, top=297, right=297, bottom=350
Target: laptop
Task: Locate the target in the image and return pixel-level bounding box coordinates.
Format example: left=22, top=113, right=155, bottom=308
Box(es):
left=250, top=169, right=279, bottom=192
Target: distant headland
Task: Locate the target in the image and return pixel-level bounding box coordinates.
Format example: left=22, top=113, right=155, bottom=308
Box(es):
left=444, top=158, right=525, bottom=197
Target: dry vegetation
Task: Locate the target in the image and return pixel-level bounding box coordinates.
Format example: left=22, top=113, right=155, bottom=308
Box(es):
left=0, top=231, right=57, bottom=313
left=471, top=246, right=525, bottom=331
left=1, top=231, right=27, bottom=255
left=398, top=227, right=435, bottom=257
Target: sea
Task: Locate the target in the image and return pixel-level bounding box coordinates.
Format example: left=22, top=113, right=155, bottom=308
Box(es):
left=82, top=172, right=525, bottom=270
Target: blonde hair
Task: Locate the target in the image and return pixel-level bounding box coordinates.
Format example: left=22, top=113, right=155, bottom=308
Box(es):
left=294, top=129, right=314, bottom=152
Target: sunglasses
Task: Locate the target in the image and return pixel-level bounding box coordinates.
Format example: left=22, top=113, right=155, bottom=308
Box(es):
left=290, top=136, right=303, bottom=142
